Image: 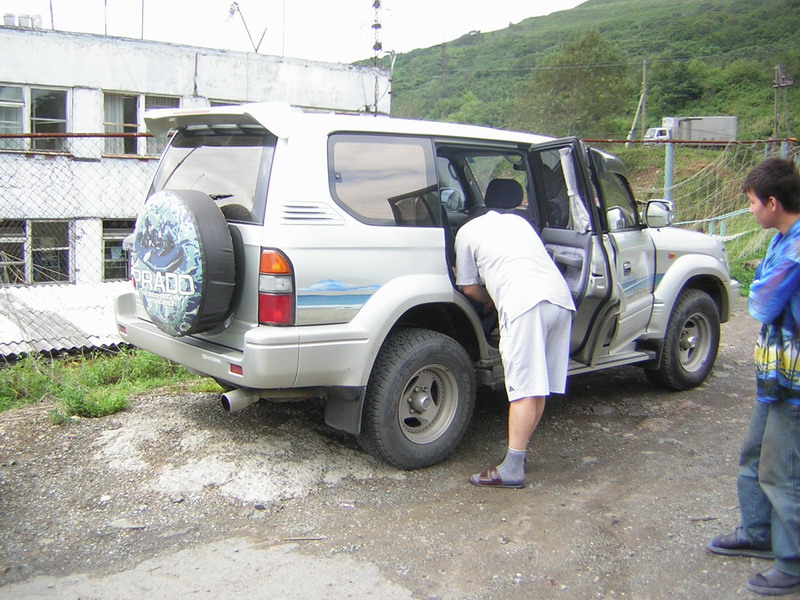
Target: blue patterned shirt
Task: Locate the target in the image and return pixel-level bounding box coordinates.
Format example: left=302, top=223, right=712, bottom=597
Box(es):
left=749, top=217, right=800, bottom=404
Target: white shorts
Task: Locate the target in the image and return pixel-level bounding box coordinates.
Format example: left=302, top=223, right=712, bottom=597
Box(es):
left=499, top=301, right=572, bottom=401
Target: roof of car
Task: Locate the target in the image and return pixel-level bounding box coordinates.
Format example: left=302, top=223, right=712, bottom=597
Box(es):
left=144, top=101, right=551, bottom=145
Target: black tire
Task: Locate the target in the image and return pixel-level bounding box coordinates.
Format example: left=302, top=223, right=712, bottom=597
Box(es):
left=131, top=190, right=236, bottom=337
left=358, top=328, right=476, bottom=469
left=645, top=289, right=720, bottom=390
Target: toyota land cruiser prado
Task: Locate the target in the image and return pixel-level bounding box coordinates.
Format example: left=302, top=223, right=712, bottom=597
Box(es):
left=115, top=102, right=739, bottom=469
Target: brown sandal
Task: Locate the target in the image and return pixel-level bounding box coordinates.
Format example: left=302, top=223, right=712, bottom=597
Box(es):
left=469, top=466, right=524, bottom=489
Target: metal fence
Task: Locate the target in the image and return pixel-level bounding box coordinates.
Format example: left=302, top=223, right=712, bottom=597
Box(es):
left=1, top=133, right=157, bottom=355
left=1, top=134, right=798, bottom=356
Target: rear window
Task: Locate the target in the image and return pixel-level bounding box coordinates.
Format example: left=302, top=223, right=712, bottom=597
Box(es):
left=150, top=125, right=276, bottom=223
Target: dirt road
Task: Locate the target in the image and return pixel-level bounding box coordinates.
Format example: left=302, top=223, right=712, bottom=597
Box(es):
left=0, top=297, right=786, bottom=599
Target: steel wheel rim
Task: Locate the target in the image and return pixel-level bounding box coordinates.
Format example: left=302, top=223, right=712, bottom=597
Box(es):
left=397, top=364, right=459, bottom=444
left=678, top=311, right=712, bottom=372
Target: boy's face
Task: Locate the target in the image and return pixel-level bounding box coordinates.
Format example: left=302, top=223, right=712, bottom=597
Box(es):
left=747, top=189, right=778, bottom=230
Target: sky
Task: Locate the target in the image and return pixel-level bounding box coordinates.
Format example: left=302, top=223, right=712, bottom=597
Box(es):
left=0, top=0, right=586, bottom=63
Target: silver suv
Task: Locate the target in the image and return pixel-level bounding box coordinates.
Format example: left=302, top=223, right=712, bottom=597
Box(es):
left=115, top=102, right=739, bottom=469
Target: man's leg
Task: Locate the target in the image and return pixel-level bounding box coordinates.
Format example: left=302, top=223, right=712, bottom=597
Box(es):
left=737, top=401, right=774, bottom=545
left=508, top=395, right=546, bottom=449
left=469, top=304, right=553, bottom=489
left=758, top=402, right=800, bottom=576
left=746, top=402, right=800, bottom=594
left=708, top=401, right=775, bottom=558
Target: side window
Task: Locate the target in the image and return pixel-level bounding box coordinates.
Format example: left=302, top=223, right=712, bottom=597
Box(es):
left=329, top=134, right=439, bottom=227
left=534, top=149, right=570, bottom=228
left=597, top=172, right=639, bottom=230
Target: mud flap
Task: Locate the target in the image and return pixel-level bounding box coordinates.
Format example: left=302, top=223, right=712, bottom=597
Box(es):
left=324, top=386, right=366, bottom=435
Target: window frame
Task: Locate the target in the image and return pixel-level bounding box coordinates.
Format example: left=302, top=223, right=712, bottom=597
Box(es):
left=0, top=219, right=26, bottom=285
left=102, top=219, right=135, bottom=281
left=0, top=219, right=74, bottom=285
left=30, top=87, right=68, bottom=151
left=0, top=84, right=24, bottom=151
left=0, top=84, right=69, bottom=154
left=30, top=220, right=72, bottom=284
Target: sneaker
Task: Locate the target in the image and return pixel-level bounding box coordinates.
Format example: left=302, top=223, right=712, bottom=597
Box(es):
left=707, top=531, right=774, bottom=559
left=747, top=568, right=800, bottom=596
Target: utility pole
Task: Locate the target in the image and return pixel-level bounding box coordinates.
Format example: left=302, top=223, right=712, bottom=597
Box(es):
left=372, top=0, right=382, bottom=113
left=773, top=65, right=794, bottom=139
left=439, top=43, right=446, bottom=86
left=626, top=59, right=647, bottom=144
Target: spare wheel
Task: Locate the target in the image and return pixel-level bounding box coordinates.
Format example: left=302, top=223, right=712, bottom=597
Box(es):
left=131, top=189, right=236, bottom=337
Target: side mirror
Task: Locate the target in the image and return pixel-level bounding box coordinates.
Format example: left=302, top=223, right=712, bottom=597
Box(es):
left=644, top=199, right=674, bottom=228
left=606, top=207, right=626, bottom=230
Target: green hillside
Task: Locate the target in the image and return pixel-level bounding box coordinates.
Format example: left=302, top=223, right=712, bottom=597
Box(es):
left=377, top=0, right=800, bottom=139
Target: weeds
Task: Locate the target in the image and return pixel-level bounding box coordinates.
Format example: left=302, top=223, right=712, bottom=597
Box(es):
left=0, top=348, right=218, bottom=423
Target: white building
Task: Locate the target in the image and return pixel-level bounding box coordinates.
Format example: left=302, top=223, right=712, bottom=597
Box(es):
left=0, top=19, right=390, bottom=354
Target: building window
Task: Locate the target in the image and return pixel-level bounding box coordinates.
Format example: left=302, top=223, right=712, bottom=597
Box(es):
left=104, top=93, right=139, bottom=155
left=102, top=220, right=135, bottom=281
left=31, top=88, right=68, bottom=152
left=0, top=219, right=25, bottom=284
left=31, top=221, right=70, bottom=283
left=0, top=220, right=72, bottom=284
left=0, top=85, right=24, bottom=151
left=144, top=95, right=180, bottom=155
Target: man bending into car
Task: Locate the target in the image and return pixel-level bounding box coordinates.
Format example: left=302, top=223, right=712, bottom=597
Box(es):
left=455, top=179, right=575, bottom=489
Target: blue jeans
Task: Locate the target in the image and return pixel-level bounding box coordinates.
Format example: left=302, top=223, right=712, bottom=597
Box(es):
left=737, top=400, right=800, bottom=576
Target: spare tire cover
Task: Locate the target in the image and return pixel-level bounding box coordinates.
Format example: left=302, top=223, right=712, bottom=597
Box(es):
left=131, top=189, right=236, bottom=337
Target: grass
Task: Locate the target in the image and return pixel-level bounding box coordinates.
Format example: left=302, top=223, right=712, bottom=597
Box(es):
left=0, top=347, right=221, bottom=423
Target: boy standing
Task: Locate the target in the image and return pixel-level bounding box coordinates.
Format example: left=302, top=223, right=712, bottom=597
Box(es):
left=707, top=158, right=800, bottom=595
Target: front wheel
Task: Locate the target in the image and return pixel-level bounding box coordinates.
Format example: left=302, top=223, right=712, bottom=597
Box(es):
left=645, top=289, right=720, bottom=390
left=357, top=328, right=476, bottom=469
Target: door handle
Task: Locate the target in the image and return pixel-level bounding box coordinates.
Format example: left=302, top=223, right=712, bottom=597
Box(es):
left=623, top=261, right=632, bottom=276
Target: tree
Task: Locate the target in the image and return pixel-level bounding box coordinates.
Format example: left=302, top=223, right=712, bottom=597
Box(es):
left=505, top=30, right=632, bottom=137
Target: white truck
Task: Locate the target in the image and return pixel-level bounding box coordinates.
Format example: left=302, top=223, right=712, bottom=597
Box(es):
left=644, top=116, right=738, bottom=143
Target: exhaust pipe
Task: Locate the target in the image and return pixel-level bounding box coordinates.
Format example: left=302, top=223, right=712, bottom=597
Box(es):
left=220, top=388, right=261, bottom=413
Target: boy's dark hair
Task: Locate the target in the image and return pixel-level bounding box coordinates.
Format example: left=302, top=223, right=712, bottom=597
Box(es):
left=742, top=158, right=800, bottom=213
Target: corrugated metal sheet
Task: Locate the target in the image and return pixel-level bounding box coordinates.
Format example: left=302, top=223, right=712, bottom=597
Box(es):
left=0, top=281, right=131, bottom=356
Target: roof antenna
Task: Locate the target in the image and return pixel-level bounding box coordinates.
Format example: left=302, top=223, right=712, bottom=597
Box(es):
left=228, top=2, right=267, bottom=53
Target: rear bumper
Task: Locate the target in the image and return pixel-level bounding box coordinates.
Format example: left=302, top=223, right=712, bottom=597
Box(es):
left=114, top=292, right=371, bottom=390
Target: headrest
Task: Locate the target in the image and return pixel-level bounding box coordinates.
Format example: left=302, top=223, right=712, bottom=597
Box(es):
left=484, top=178, right=523, bottom=210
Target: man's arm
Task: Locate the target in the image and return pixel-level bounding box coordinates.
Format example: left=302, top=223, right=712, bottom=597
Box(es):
left=749, top=257, right=800, bottom=325
left=460, top=284, right=494, bottom=314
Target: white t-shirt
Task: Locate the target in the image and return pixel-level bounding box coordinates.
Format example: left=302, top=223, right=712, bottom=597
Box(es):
left=455, top=211, right=575, bottom=323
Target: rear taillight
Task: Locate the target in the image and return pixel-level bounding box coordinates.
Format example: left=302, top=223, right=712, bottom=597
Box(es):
left=258, top=249, right=294, bottom=325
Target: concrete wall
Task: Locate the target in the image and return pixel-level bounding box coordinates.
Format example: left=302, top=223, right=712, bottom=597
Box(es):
left=0, top=26, right=390, bottom=115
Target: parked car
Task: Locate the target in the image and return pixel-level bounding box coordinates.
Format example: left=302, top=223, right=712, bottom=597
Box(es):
left=115, top=102, right=739, bottom=469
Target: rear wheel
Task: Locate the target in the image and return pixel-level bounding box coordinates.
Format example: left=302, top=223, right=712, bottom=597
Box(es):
left=358, top=328, right=476, bottom=469
left=645, top=289, right=720, bottom=390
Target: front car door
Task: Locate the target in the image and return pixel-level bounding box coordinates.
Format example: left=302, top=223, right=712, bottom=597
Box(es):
left=528, top=138, right=655, bottom=370
left=587, top=148, right=656, bottom=355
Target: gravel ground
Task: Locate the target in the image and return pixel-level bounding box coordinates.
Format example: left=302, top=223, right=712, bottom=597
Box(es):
left=1, top=296, right=793, bottom=599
